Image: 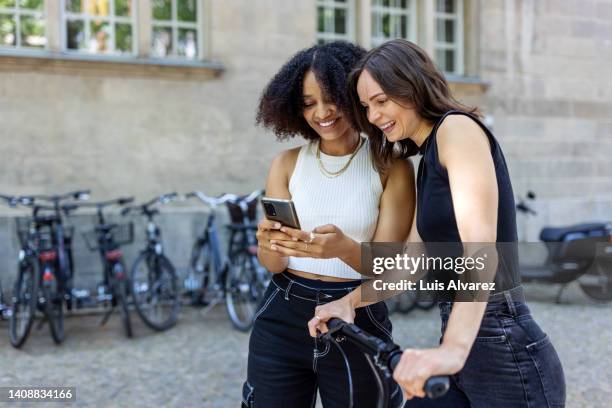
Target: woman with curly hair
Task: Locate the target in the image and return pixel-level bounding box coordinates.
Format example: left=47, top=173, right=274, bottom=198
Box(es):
left=242, top=41, right=414, bottom=407
left=309, top=39, right=566, bottom=407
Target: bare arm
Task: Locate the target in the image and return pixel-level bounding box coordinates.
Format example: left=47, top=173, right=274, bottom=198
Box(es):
left=391, top=115, right=501, bottom=400
left=437, top=115, right=498, bottom=362
left=273, top=157, right=415, bottom=276
left=307, top=159, right=416, bottom=332
left=256, top=149, right=299, bottom=273
left=337, top=158, right=415, bottom=272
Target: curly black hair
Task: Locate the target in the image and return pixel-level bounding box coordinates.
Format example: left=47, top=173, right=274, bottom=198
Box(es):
left=256, top=41, right=366, bottom=141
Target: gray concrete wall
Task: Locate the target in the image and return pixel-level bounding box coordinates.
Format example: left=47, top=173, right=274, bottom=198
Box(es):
left=477, top=0, right=612, bottom=240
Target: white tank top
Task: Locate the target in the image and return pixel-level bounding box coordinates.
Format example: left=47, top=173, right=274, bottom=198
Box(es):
left=288, top=137, right=383, bottom=279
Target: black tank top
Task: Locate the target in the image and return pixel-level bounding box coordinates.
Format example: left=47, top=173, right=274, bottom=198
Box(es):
left=416, top=110, right=521, bottom=292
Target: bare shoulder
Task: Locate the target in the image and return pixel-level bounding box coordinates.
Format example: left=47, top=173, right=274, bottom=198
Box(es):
left=266, top=146, right=302, bottom=198
left=270, top=146, right=301, bottom=174
left=382, top=158, right=415, bottom=188
left=436, top=114, right=491, bottom=166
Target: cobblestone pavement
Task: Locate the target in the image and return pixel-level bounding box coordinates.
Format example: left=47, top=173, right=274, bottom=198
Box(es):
left=0, top=282, right=610, bottom=408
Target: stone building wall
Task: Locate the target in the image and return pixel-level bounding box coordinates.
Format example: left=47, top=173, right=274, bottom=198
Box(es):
left=1, top=0, right=611, bottom=291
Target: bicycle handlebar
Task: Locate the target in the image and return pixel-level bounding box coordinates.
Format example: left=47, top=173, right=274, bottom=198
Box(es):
left=22, top=190, right=91, bottom=204
left=73, top=197, right=134, bottom=208
left=323, top=318, right=450, bottom=400
left=186, top=189, right=264, bottom=209
left=121, top=193, right=178, bottom=217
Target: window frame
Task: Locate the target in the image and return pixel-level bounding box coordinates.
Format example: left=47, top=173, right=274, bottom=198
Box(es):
left=433, top=0, right=464, bottom=76
left=316, top=0, right=355, bottom=44
left=150, top=0, right=204, bottom=60
left=60, top=0, right=139, bottom=56
left=370, top=0, right=417, bottom=47
left=0, top=0, right=47, bottom=50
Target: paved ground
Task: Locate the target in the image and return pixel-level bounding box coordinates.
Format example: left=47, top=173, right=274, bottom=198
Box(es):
left=0, top=282, right=610, bottom=408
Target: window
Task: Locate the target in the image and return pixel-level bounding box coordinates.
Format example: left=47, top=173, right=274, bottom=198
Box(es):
left=151, top=0, right=200, bottom=59
left=63, top=0, right=136, bottom=55
left=434, top=0, right=463, bottom=75
left=371, top=0, right=415, bottom=47
left=316, top=0, right=354, bottom=44
left=0, top=0, right=46, bottom=49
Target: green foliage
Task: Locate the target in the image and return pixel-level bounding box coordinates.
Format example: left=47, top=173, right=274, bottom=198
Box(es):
left=115, top=0, right=130, bottom=17
left=19, top=0, right=43, bottom=10
left=152, top=0, right=171, bottom=20
left=115, top=22, right=131, bottom=52
left=177, top=0, right=196, bottom=22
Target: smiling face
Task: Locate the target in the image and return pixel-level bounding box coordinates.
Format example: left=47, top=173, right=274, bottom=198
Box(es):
left=302, top=70, right=353, bottom=142
left=356, top=69, right=423, bottom=143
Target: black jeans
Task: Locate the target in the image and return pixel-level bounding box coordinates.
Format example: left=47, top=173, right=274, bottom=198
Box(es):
left=243, top=271, right=402, bottom=408
left=405, top=289, right=566, bottom=408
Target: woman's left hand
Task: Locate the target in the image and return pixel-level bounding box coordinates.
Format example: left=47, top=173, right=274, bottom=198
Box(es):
left=270, top=224, right=351, bottom=259
left=393, top=345, right=466, bottom=400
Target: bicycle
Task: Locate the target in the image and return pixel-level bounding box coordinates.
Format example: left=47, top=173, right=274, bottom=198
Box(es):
left=184, top=189, right=268, bottom=331
left=79, top=197, right=135, bottom=337
left=0, top=279, right=9, bottom=320
left=121, top=193, right=181, bottom=331
left=318, top=318, right=450, bottom=408
left=2, top=190, right=89, bottom=347
left=0, top=196, right=17, bottom=323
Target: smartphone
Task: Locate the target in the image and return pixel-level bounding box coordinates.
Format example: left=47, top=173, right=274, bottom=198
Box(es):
left=261, top=197, right=301, bottom=229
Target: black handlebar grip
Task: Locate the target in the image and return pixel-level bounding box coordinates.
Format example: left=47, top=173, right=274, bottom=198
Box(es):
left=423, top=376, right=450, bottom=399
left=388, top=353, right=450, bottom=399
left=327, top=318, right=343, bottom=330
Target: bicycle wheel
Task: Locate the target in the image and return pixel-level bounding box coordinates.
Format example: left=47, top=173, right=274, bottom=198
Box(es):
left=384, top=296, right=399, bottom=315
left=225, top=251, right=268, bottom=331
left=9, top=260, right=38, bottom=348
left=130, top=252, right=180, bottom=331
left=111, top=261, right=133, bottom=338
left=396, top=291, right=418, bottom=314
left=416, top=289, right=437, bottom=310
left=186, top=238, right=212, bottom=305
left=42, top=266, right=65, bottom=344
left=579, top=259, right=612, bottom=301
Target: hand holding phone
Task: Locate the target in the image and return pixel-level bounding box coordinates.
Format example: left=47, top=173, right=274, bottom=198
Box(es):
left=261, top=197, right=301, bottom=229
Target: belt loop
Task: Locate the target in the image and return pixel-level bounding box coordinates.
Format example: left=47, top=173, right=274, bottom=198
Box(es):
left=284, top=280, right=294, bottom=301
left=504, top=291, right=517, bottom=316
left=315, top=290, right=321, bottom=305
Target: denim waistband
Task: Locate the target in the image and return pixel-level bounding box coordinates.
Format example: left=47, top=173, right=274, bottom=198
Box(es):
left=439, top=285, right=528, bottom=316
left=271, top=271, right=362, bottom=302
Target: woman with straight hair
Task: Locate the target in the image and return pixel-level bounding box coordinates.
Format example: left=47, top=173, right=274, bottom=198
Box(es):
left=308, top=39, right=566, bottom=407
left=243, top=41, right=414, bottom=407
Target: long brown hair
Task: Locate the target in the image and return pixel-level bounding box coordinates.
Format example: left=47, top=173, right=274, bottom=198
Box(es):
left=347, top=39, right=480, bottom=172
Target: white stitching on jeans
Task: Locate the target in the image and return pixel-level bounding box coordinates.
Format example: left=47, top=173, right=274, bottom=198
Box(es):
left=366, top=305, right=393, bottom=341
left=281, top=273, right=359, bottom=291
left=314, top=341, right=330, bottom=358
left=271, top=280, right=336, bottom=303
left=253, top=288, right=280, bottom=322
left=310, top=386, right=317, bottom=408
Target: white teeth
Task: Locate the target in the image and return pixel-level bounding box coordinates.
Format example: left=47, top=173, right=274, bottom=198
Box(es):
left=380, top=121, right=395, bottom=130
left=319, top=119, right=337, bottom=127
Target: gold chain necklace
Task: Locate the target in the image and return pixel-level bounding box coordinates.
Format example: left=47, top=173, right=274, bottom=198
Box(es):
left=316, top=136, right=364, bottom=178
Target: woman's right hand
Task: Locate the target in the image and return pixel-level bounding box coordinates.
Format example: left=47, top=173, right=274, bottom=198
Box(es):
left=307, top=295, right=357, bottom=337
left=256, top=219, right=294, bottom=257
